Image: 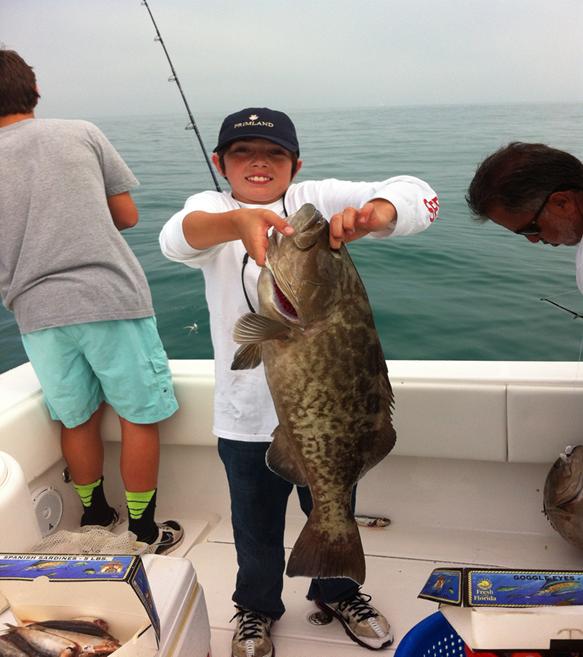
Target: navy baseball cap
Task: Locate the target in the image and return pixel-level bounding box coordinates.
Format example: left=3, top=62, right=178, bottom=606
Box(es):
left=214, top=107, right=299, bottom=155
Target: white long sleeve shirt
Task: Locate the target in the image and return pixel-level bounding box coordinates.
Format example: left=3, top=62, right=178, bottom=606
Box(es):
left=160, top=176, right=439, bottom=442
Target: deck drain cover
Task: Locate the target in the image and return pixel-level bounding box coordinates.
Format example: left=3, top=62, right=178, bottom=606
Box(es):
left=32, top=486, right=63, bottom=536
left=308, top=610, right=333, bottom=626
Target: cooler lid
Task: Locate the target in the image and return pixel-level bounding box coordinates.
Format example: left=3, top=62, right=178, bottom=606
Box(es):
left=142, top=554, right=198, bottom=623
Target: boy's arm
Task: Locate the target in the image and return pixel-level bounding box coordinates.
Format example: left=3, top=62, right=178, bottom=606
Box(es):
left=182, top=208, right=293, bottom=267
left=86, top=123, right=139, bottom=229
left=107, top=192, right=139, bottom=230
left=290, top=176, right=439, bottom=241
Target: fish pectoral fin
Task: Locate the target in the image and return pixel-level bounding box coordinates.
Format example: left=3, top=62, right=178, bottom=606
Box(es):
left=266, top=426, right=308, bottom=486
left=231, top=344, right=263, bottom=370
left=233, top=313, right=290, bottom=344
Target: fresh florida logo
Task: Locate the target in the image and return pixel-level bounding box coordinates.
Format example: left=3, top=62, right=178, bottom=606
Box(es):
left=477, top=578, right=493, bottom=591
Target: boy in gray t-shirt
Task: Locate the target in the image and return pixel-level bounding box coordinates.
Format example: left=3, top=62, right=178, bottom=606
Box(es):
left=0, top=49, right=182, bottom=554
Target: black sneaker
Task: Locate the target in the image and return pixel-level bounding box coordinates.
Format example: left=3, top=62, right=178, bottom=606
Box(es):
left=230, top=607, right=274, bottom=657
left=80, top=507, right=119, bottom=530
left=146, top=520, right=184, bottom=555
left=317, top=591, right=393, bottom=650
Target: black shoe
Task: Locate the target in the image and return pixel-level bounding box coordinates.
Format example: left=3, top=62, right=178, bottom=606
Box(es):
left=145, top=520, right=184, bottom=555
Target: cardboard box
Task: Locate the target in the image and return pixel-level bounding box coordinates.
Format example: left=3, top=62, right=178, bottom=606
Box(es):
left=0, top=553, right=160, bottom=657
left=418, top=567, right=583, bottom=651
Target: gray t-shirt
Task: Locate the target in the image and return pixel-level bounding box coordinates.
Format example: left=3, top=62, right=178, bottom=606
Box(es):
left=0, top=118, right=153, bottom=333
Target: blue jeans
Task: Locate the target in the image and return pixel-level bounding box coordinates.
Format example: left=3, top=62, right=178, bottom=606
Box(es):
left=218, top=438, right=359, bottom=620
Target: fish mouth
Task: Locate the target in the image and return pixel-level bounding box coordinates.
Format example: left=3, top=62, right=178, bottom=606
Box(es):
left=265, top=260, right=299, bottom=323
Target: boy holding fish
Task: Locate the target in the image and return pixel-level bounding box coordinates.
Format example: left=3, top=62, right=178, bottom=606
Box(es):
left=160, top=107, right=439, bottom=656
left=0, top=49, right=183, bottom=554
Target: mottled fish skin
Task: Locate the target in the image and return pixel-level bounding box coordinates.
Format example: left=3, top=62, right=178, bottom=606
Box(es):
left=543, top=445, right=583, bottom=550
left=232, top=203, right=396, bottom=584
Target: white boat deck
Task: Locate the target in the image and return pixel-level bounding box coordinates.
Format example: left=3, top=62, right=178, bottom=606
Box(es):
left=147, top=447, right=583, bottom=655
left=160, top=459, right=583, bottom=656
left=2, top=360, right=583, bottom=655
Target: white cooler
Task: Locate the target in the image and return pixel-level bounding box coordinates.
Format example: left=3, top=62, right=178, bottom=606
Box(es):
left=0, top=451, right=42, bottom=550
left=0, top=451, right=211, bottom=656
left=142, top=554, right=211, bottom=657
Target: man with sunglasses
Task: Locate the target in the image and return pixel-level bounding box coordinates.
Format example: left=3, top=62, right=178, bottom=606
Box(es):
left=467, top=143, right=583, bottom=251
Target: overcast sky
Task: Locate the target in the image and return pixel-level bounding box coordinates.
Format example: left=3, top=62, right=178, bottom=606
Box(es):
left=1, top=0, right=582, bottom=118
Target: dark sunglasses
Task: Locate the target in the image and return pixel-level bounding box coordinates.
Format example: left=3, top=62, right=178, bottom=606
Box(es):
left=514, top=186, right=582, bottom=236
left=514, top=190, right=554, bottom=236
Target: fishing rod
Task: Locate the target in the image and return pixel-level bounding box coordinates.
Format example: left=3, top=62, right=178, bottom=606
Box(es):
left=141, top=0, right=222, bottom=192
left=540, top=297, right=583, bottom=319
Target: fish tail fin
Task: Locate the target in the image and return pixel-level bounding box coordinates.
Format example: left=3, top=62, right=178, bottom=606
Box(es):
left=286, top=514, right=365, bottom=585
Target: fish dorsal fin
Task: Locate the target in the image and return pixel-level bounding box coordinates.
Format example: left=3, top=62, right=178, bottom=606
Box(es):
left=231, top=344, right=263, bottom=370
left=233, top=313, right=290, bottom=344
left=358, top=420, right=396, bottom=480
left=358, top=343, right=397, bottom=479
left=266, top=425, right=308, bottom=486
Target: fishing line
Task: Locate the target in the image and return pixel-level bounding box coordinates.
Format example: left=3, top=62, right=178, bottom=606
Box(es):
left=539, top=295, right=583, bottom=379
left=538, top=296, right=583, bottom=374
left=572, top=326, right=583, bottom=382
left=578, top=332, right=583, bottom=362
left=141, top=0, right=222, bottom=192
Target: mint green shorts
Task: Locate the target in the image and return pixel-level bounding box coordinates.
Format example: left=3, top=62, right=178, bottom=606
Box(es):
left=21, top=317, right=178, bottom=428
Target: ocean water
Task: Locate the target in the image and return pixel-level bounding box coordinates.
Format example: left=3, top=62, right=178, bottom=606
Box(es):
left=2, top=103, right=583, bottom=374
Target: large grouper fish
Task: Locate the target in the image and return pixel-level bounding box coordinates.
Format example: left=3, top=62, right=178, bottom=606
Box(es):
left=231, top=202, right=396, bottom=584
left=544, top=444, right=583, bottom=550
